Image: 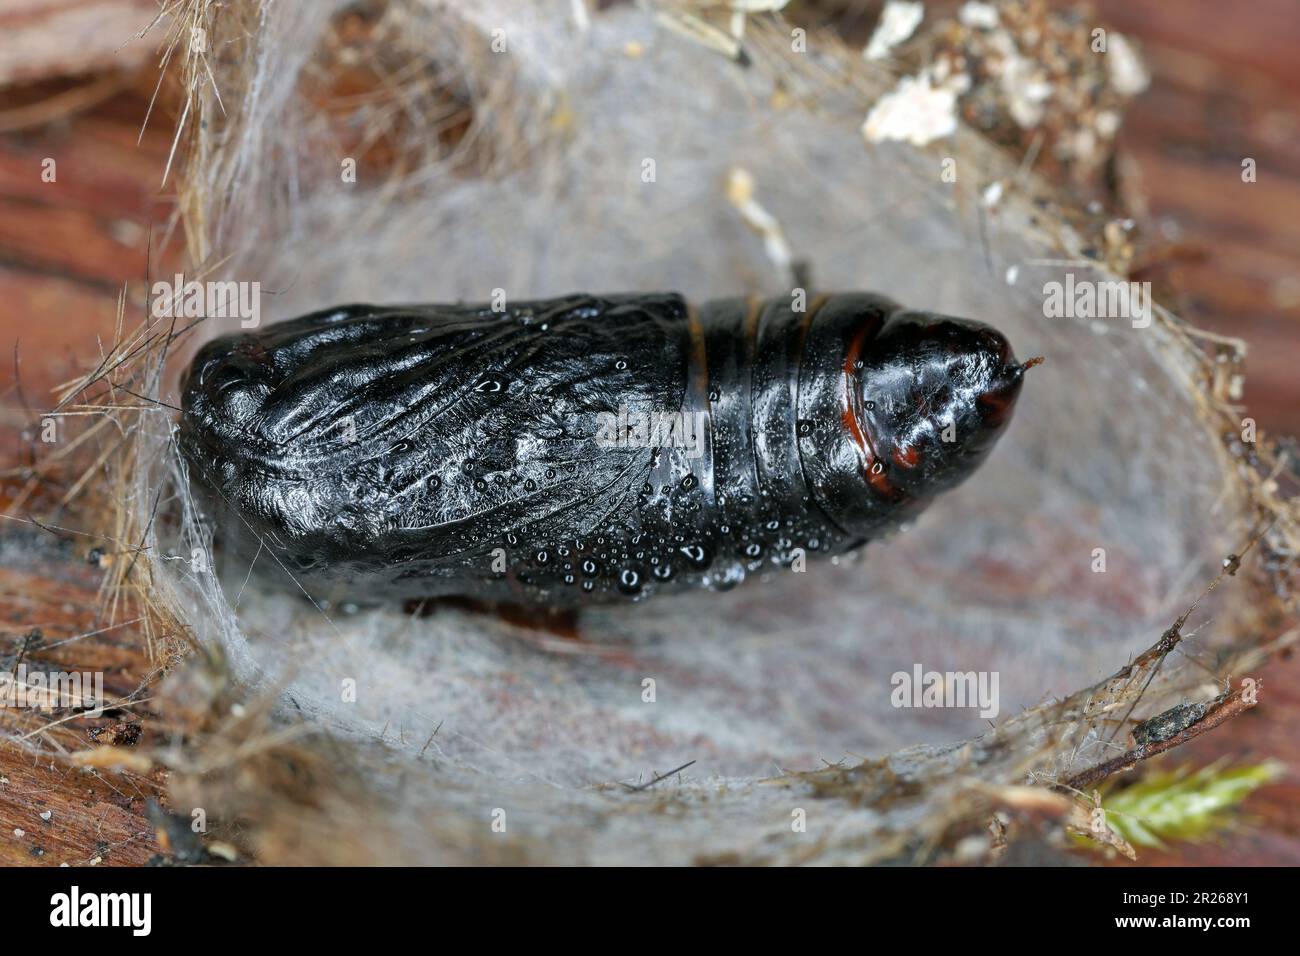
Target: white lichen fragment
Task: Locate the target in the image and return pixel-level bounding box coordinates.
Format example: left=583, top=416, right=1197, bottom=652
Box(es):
left=571, top=0, right=590, bottom=32
left=656, top=10, right=741, bottom=61
left=1095, top=109, right=1122, bottom=138
left=862, top=72, right=959, bottom=146
left=864, top=0, right=925, bottom=61
left=958, top=1, right=999, bottom=30
left=726, top=167, right=793, bottom=274
left=999, top=53, right=1054, bottom=128
left=1106, top=33, right=1150, bottom=96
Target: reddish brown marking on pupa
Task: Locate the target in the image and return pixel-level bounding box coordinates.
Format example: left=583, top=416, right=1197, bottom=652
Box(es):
left=893, top=444, right=920, bottom=468
left=840, top=323, right=877, bottom=464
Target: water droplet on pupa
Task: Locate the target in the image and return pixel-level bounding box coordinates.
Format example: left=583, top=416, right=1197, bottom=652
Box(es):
left=679, top=543, right=711, bottom=568
left=617, top=567, right=642, bottom=594
left=713, top=564, right=745, bottom=591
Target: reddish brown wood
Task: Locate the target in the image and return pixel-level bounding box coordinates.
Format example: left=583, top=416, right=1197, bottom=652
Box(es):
left=0, top=533, right=168, bottom=867
left=1097, top=0, right=1300, bottom=438
left=0, top=0, right=159, bottom=86
left=0, top=2, right=1298, bottom=867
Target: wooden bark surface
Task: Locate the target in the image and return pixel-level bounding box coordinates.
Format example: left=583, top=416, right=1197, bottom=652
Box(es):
left=0, top=3, right=1297, bottom=865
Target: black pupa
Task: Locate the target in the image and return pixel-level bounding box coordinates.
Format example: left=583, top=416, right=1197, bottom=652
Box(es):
left=178, top=293, right=1034, bottom=606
